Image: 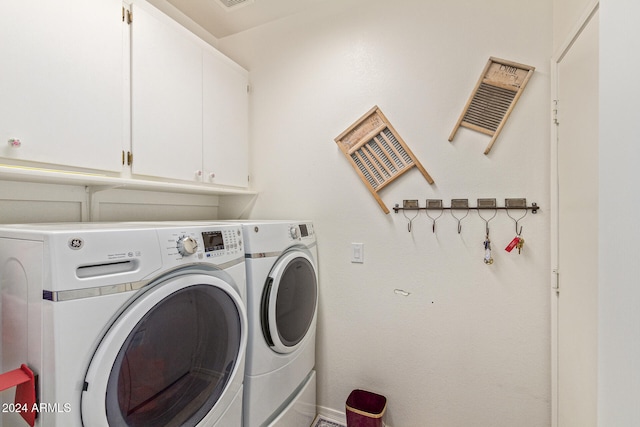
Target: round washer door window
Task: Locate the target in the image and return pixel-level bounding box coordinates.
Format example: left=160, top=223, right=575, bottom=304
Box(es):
left=82, top=274, right=246, bottom=427
left=261, top=250, right=318, bottom=354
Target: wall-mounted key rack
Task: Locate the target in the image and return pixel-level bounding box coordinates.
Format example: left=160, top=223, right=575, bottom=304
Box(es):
left=394, top=198, right=539, bottom=234
left=394, top=198, right=539, bottom=264
left=393, top=199, right=539, bottom=214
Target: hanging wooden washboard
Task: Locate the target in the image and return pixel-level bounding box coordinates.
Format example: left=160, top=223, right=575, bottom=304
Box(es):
left=335, top=106, right=434, bottom=214
left=448, top=57, right=535, bottom=154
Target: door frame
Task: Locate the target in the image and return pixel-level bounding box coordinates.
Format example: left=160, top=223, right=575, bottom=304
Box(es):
left=550, top=1, right=600, bottom=426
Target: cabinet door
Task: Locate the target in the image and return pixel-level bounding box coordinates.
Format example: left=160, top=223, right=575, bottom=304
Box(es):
left=0, top=0, right=123, bottom=172
left=130, top=1, right=203, bottom=182
left=203, top=49, right=249, bottom=188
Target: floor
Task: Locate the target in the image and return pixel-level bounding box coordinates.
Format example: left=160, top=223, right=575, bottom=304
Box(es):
left=312, top=415, right=346, bottom=427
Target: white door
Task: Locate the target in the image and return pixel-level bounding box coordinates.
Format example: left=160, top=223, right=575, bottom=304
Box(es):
left=130, top=1, right=203, bottom=182
left=261, top=250, right=318, bottom=354
left=82, top=273, right=247, bottom=427
left=0, top=0, right=123, bottom=172
left=553, top=6, right=599, bottom=427
left=203, top=49, right=249, bottom=188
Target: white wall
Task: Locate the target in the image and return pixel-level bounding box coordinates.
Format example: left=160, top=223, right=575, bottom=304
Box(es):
left=598, top=0, right=640, bottom=425
left=220, top=1, right=553, bottom=425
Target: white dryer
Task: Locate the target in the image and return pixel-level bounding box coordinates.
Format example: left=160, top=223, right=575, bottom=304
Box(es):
left=239, top=221, right=318, bottom=427
left=0, top=222, right=247, bottom=427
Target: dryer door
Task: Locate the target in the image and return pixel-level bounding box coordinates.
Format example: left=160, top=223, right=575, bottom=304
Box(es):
left=81, top=273, right=247, bottom=427
left=261, top=249, right=318, bottom=354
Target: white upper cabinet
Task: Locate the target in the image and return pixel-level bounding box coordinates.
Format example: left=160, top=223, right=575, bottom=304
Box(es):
left=131, top=1, right=249, bottom=188
left=0, top=0, right=249, bottom=193
left=203, top=49, right=249, bottom=188
left=130, top=1, right=203, bottom=182
left=0, top=0, right=124, bottom=172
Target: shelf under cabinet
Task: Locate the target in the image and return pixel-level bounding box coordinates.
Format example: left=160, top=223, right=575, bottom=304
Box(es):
left=0, top=165, right=255, bottom=196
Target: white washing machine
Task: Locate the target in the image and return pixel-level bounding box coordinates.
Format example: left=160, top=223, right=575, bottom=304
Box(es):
left=0, top=222, right=247, bottom=427
left=238, top=221, right=318, bottom=427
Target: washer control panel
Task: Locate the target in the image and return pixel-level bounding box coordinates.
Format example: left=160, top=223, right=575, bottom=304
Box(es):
left=201, top=228, right=242, bottom=257
left=159, top=226, right=243, bottom=263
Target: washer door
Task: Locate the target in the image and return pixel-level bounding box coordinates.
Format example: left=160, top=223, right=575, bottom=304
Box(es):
left=261, top=249, right=318, bottom=354
left=81, top=273, right=246, bottom=427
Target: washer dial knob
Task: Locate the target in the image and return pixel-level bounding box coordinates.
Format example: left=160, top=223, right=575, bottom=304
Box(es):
left=289, top=226, right=300, bottom=240
left=177, top=235, right=198, bottom=256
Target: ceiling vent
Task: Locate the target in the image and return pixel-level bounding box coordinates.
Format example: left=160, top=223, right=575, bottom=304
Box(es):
left=217, top=0, right=254, bottom=10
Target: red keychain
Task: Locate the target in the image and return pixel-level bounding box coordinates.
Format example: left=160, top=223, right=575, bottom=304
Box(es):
left=505, top=236, right=520, bottom=252
left=505, top=236, right=525, bottom=254
left=505, top=199, right=527, bottom=255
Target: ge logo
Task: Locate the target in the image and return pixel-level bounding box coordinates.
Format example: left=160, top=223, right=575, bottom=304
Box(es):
left=68, top=238, right=84, bottom=250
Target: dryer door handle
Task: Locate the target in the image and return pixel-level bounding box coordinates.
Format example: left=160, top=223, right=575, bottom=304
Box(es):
left=260, top=277, right=275, bottom=347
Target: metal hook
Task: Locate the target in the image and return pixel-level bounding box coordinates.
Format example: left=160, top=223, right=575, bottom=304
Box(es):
left=506, top=207, right=527, bottom=236
left=450, top=199, right=470, bottom=234
left=402, top=208, right=420, bottom=233
left=477, top=207, right=497, bottom=237
left=425, top=208, right=443, bottom=233
left=476, top=198, right=497, bottom=237
left=505, top=198, right=528, bottom=236
left=429, top=212, right=444, bottom=233
left=450, top=208, right=469, bottom=234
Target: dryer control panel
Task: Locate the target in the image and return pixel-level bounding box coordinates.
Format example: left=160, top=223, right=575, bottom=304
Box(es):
left=288, top=222, right=315, bottom=242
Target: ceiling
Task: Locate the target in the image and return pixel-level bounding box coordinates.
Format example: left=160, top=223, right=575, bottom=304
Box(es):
left=165, top=0, right=330, bottom=39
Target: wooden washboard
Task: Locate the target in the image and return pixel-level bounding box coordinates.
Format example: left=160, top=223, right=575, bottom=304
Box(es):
left=335, top=106, right=434, bottom=214
left=448, top=57, right=535, bottom=154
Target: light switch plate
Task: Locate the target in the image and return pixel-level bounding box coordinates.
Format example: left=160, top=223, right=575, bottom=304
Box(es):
left=351, top=243, right=364, bottom=263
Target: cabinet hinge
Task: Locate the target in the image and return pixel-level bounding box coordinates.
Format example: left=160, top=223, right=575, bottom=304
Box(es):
left=122, top=150, right=133, bottom=166
left=122, top=7, right=132, bottom=24
left=552, top=268, right=559, bottom=291
left=553, top=100, right=559, bottom=125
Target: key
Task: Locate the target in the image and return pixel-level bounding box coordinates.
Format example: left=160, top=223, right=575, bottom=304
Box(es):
left=516, top=237, right=525, bottom=254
